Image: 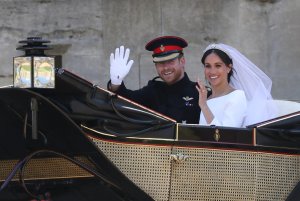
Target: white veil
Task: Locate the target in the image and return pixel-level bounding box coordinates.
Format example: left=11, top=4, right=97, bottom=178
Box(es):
left=204, top=43, right=278, bottom=126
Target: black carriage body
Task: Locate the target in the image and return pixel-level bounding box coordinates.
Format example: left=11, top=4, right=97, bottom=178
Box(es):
left=0, top=69, right=300, bottom=201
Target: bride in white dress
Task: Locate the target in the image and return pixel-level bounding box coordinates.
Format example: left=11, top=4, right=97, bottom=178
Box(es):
left=197, top=43, right=277, bottom=127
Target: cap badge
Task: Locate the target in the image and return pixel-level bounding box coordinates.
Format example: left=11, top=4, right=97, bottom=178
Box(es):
left=160, top=45, right=165, bottom=52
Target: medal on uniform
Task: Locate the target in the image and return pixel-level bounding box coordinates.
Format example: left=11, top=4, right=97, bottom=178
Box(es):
left=183, top=96, right=194, bottom=106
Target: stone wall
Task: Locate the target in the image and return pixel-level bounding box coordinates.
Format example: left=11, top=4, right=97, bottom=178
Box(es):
left=0, top=0, right=299, bottom=100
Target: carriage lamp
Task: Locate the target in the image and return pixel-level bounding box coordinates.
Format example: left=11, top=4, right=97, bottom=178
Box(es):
left=13, top=37, right=60, bottom=88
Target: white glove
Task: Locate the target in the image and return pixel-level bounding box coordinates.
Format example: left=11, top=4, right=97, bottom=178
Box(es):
left=110, top=46, right=134, bottom=85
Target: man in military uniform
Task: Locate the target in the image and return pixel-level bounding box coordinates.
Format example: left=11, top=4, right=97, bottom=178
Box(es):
left=108, top=36, right=200, bottom=124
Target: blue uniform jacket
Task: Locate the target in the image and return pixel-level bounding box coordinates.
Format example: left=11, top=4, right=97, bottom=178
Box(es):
left=113, top=73, right=200, bottom=124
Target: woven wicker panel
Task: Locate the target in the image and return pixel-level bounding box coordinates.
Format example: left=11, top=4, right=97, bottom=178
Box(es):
left=0, top=157, right=93, bottom=181
left=256, top=153, right=300, bottom=201
left=170, top=147, right=300, bottom=201
left=170, top=148, right=256, bottom=201
left=92, top=138, right=172, bottom=201
left=91, top=137, right=300, bottom=201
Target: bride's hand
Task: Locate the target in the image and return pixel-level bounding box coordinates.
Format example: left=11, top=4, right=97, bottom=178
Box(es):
left=196, top=79, right=208, bottom=108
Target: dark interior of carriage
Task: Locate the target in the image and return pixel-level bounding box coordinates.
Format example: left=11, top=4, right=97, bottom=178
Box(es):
left=38, top=69, right=177, bottom=140
left=44, top=69, right=300, bottom=146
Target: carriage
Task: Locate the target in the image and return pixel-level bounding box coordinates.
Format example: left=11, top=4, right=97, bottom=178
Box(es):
left=0, top=67, right=300, bottom=201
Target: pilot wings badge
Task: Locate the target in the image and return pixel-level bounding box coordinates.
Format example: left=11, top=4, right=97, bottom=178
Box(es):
left=183, top=96, right=194, bottom=106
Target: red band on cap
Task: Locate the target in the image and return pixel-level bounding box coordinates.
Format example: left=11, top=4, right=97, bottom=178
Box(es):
left=153, top=45, right=182, bottom=54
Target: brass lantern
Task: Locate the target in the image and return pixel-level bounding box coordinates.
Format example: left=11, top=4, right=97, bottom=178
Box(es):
left=13, top=37, right=59, bottom=88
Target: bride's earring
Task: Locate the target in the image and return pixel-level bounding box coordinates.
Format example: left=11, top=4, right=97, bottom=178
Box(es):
left=205, top=78, right=210, bottom=86
left=205, top=78, right=212, bottom=92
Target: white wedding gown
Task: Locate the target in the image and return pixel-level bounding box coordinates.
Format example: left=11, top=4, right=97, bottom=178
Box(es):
left=199, top=90, right=247, bottom=127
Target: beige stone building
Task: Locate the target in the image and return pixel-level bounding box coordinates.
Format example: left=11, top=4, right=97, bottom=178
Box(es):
left=0, top=0, right=299, bottom=100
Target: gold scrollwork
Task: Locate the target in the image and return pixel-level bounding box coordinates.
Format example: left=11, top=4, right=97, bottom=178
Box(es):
left=214, top=128, right=220, bottom=142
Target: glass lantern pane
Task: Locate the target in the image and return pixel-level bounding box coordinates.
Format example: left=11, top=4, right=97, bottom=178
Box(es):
left=13, top=57, right=32, bottom=88
left=34, top=57, right=55, bottom=88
